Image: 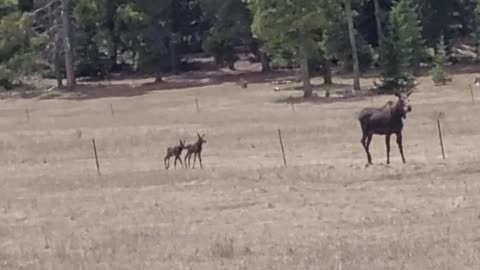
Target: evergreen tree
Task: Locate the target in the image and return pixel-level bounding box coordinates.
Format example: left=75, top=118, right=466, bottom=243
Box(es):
left=202, top=0, right=253, bottom=70
left=249, top=0, right=325, bottom=98
left=418, top=0, right=451, bottom=46
left=401, top=0, right=423, bottom=74
left=431, top=34, right=449, bottom=86
left=474, top=0, right=480, bottom=63
left=0, top=2, right=47, bottom=89
left=377, top=0, right=423, bottom=92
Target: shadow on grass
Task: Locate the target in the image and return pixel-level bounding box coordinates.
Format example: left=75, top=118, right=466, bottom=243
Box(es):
left=1, top=70, right=301, bottom=100
left=275, top=93, right=371, bottom=105
left=3, top=64, right=479, bottom=101
left=274, top=82, right=352, bottom=92
left=445, top=64, right=480, bottom=75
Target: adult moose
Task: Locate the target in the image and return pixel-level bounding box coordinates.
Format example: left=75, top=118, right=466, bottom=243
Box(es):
left=358, top=91, right=412, bottom=165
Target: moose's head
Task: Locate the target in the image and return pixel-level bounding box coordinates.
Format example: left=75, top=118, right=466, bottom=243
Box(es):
left=394, top=91, right=412, bottom=119
left=179, top=139, right=186, bottom=149
left=197, top=133, right=206, bottom=144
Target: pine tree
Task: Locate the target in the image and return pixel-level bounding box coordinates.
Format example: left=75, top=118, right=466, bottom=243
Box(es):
left=377, top=0, right=423, bottom=92
left=431, top=34, right=449, bottom=86
left=474, top=0, right=480, bottom=63
left=249, top=0, right=325, bottom=98
left=401, top=0, right=423, bottom=74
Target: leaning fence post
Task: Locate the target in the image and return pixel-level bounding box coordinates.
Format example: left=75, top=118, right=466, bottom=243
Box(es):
left=434, top=112, right=446, bottom=160
left=110, top=103, right=115, bottom=117
left=290, top=99, right=296, bottom=113
left=278, top=129, right=287, bottom=167
left=469, top=84, right=475, bottom=105
left=92, top=138, right=101, bottom=176
left=195, top=98, right=200, bottom=113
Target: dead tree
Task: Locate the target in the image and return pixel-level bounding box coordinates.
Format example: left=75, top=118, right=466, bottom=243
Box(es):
left=61, top=0, right=75, bottom=89
left=30, top=0, right=76, bottom=89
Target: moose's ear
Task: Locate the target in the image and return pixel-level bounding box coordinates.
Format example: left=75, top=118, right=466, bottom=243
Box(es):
left=197, top=133, right=201, bottom=138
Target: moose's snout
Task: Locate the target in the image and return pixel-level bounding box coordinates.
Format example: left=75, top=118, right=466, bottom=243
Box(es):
left=407, top=105, right=412, bottom=112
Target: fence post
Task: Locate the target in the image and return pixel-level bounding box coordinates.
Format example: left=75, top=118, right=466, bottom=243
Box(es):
left=470, top=85, right=475, bottom=105
left=278, top=129, right=287, bottom=167
left=110, top=103, right=115, bottom=117
left=92, top=138, right=101, bottom=175
left=437, top=119, right=446, bottom=160
left=195, top=98, right=200, bottom=113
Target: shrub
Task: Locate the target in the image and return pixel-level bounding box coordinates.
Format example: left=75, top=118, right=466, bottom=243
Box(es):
left=431, top=35, right=450, bottom=85
left=0, top=65, right=13, bottom=90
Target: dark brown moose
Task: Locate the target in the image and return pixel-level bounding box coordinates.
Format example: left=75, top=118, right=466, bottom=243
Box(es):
left=358, top=91, right=412, bottom=165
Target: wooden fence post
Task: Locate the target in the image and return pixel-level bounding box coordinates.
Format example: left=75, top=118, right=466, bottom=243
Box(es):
left=470, top=84, right=475, bottom=105
left=110, top=103, right=115, bottom=117
left=437, top=119, right=446, bottom=160
left=195, top=98, right=200, bottom=113
left=278, top=129, right=287, bottom=167
left=92, top=138, right=101, bottom=175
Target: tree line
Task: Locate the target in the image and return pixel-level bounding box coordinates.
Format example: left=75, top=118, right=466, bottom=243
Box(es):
left=0, top=0, right=479, bottom=96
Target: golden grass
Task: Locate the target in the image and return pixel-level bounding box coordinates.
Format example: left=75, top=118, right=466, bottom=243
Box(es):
left=1, top=72, right=480, bottom=269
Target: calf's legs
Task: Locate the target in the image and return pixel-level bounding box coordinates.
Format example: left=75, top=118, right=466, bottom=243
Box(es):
left=164, top=156, right=170, bottom=170
left=174, top=156, right=183, bottom=168
left=198, top=153, right=203, bottom=169
left=192, top=154, right=197, bottom=168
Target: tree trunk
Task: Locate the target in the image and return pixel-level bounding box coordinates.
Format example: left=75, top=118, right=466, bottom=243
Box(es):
left=323, top=58, right=333, bottom=85
left=345, top=0, right=360, bottom=91
left=54, top=33, right=63, bottom=88
left=373, top=0, right=384, bottom=44
left=228, top=60, right=236, bottom=71
left=260, top=52, right=271, bottom=73
left=62, top=0, right=75, bottom=90
left=300, top=52, right=312, bottom=98
left=50, top=4, right=62, bottom=88
left=105, top=0, right=117, bottom=70
left=169, top=33, right=177, bottom=74
left=250, top=39, right=271, bottom=73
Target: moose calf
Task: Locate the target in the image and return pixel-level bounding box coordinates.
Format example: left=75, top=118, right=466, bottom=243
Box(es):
left=164, top=140, right=186, bottom=169
left=184, top=133, right=206, bottom=169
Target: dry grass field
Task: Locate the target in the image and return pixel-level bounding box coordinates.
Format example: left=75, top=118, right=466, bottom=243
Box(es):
left=1, top=69, right=480, bottom=269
